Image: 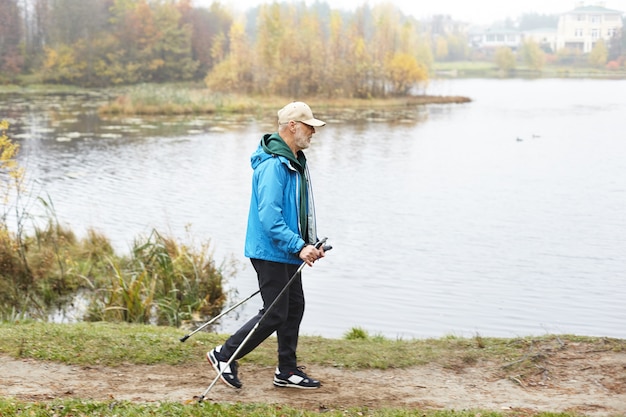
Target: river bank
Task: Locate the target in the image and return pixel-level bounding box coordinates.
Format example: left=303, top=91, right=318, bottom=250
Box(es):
left=0, top=323, right=624, bottom=416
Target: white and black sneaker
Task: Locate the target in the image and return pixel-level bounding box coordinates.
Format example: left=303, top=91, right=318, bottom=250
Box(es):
left=273, top=366, right=321, bottom=389
left=207, top=346, right=242, bottom=389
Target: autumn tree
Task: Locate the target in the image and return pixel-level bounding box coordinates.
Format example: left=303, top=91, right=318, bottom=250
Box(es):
left=494, top=46, right=516, bottom=72
left=276, top=7, right=325, bottom=96
left=23, top=0, right=53, bottom=71
left=149, top=2, right=198, bottom=82
left=205, top=21, right=253, bottom=93
left=435, top=37, right=449, bottom=61
left=254, top=3, right=286, bottom=94
left=520, top=39, right=545, bottom=71
left=47, top=0, right=110, bottom=46
left=0, top=0, right=24, bottom=79
left=445, top=33, right=469, bottom=61
left=386, top=52, right=428, bottom=95
left=322, top=11, right=352, bottom=97
left=588, top=39, right=608, bottom=67
left=42, top=0, right=197, bottom=85
left=181, top=1, right=233, bottom=78
left=27, top=0, right=433, bottom=95
left=368, top=3, right=401, bottom=96
left=346, top=4, right=375, bottom=98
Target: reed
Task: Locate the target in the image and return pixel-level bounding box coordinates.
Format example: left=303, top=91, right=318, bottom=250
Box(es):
left=82, top=229, right=233, bottom=327
left=99, top=84, right=262, bottom=115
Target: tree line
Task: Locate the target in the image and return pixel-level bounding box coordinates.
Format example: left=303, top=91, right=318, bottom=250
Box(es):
left=2, top=1, right=624, bottom=96
left=1, top=0, right=438, bottom=98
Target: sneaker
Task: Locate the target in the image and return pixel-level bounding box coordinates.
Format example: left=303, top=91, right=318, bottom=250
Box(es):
left=273, top=366, right=321, bottom=389
left=207, top=346, right=242, bottom=389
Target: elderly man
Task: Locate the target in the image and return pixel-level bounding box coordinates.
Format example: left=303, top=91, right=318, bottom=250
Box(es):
left=208, top=102, right=326, bottom=390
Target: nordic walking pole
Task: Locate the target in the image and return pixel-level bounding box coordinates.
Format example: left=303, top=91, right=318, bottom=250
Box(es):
left=179, top=290, right=260, bottom=342
left=196, top=238, right=331, bottom=403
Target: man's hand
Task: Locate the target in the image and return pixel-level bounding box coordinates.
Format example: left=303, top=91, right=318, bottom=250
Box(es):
left=299, top=244, right=325, bottom=267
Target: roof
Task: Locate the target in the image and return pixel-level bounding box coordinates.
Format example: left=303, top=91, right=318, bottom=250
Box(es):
left=567, top=5, right=623, bottom=14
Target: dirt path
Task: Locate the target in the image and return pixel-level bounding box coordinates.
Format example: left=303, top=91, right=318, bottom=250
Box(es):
left=1, top=343, right=625, bottom=416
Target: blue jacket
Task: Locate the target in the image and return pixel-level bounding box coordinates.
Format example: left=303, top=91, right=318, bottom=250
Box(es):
left=244, top=134, right=317, bottom=264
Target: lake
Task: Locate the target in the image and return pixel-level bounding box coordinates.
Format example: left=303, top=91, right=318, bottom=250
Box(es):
left=3, top=78, right=625, bottom=339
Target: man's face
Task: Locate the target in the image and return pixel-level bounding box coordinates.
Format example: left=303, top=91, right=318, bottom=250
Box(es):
left=294, top=122, right=315, bottom=150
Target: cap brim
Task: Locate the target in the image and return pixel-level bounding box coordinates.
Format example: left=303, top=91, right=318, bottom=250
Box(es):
left=301, top=118, right=326, bottom=127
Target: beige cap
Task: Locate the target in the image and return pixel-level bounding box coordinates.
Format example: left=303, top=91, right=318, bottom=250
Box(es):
left=277, top=102, right=326, bottom=127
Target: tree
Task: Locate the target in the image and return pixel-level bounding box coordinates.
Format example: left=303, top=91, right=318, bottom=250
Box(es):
left=520, top=39, right=545, bottom=71
left=323, top=10, right=352, bottom=97
left=386, top=52, right=428, bottom=95
left=368, top=3, right=402, bottom=96
left=205, top=21, right=253, bottom=93
left=588, top=39, right=608, bottom=67
left=149, top=2, right=198, bottom=82
left=42, top=0, right=198, bottom=85
left=435, top=37, right=449, bottom=60
left=0, top=0, right=24, bottom=79
left=181, top=2, right=232, bottom=78
left=255, top=2, right=283, bottom=90
left=445, top=33, right=469, bottom=61
left=494, top=46, right=516, bottom=72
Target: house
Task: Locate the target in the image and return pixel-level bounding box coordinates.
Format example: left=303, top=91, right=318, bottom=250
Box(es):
left=556, top=2, right=624, bottom=53
left=469, top=27, right=523, bottom=51
left=466, top=1, right=623, bottom=54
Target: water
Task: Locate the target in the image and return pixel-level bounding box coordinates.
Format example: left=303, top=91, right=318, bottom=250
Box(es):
left=3, top=78, right=625, bottom=339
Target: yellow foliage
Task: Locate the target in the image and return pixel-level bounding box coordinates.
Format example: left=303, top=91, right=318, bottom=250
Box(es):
left=494, top=47, right=516, bottom=71
left=589, top=39, right=608, bottom=67
left=386, top=52, right=428, bottom=95
left=436, top=38, right=449, bottom=60
left=0, top=121, right=25, bottom=203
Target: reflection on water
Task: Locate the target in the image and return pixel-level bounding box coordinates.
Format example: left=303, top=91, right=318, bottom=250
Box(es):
left=2, top=79, right=626, bottom=340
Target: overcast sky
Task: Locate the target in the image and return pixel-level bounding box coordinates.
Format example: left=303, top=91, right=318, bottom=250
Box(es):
left=192, top=0, right=626, bottom=25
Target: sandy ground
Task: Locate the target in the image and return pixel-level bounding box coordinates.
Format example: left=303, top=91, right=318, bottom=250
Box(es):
left=1, top=341, right=625, bottom=416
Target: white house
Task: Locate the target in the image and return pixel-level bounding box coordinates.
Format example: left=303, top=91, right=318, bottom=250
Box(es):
left=469, top=27, right=523, bottom=51
left=466, top=1, right=623, bottom=54
left=556, top=2, right=624, bottom=53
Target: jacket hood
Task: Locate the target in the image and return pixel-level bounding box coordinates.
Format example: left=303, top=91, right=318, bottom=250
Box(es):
left=250, top=139, right=273, bottom=170
left=257, top=133, right=306, bottom=172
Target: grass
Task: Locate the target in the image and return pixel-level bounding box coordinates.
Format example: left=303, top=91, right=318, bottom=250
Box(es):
left=95, top=83, right=471, bottom=117
left=1, top=323, right=620, bottom=417
left=433, top=60, right=626, bottom=79
left=1, top=322, right=623, bottom=370
left=0, top=398, right=591, bottom=417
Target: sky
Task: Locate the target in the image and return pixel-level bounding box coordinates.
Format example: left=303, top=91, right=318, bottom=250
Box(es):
left=192, top=0, right=626, bottom=25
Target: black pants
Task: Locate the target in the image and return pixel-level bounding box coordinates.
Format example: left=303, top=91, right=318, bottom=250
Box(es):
left=221, top=259, right=305, bottom=370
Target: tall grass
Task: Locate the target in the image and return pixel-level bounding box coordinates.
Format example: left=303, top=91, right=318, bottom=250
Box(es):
left=84, top=229, right=235, bottom=327
left=98, top=83, right=263, bottom=116
left=97, top=83, right=472, bottom=117
left=1, top=207, right=233, bottom=327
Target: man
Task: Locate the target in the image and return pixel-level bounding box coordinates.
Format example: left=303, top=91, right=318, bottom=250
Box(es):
left=207, top=101, right=327, bottom=390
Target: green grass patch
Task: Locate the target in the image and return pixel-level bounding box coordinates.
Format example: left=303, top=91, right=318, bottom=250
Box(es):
left=1, top=322, right=622, bottom=371
left=0, top=397, right=590, bottom=417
